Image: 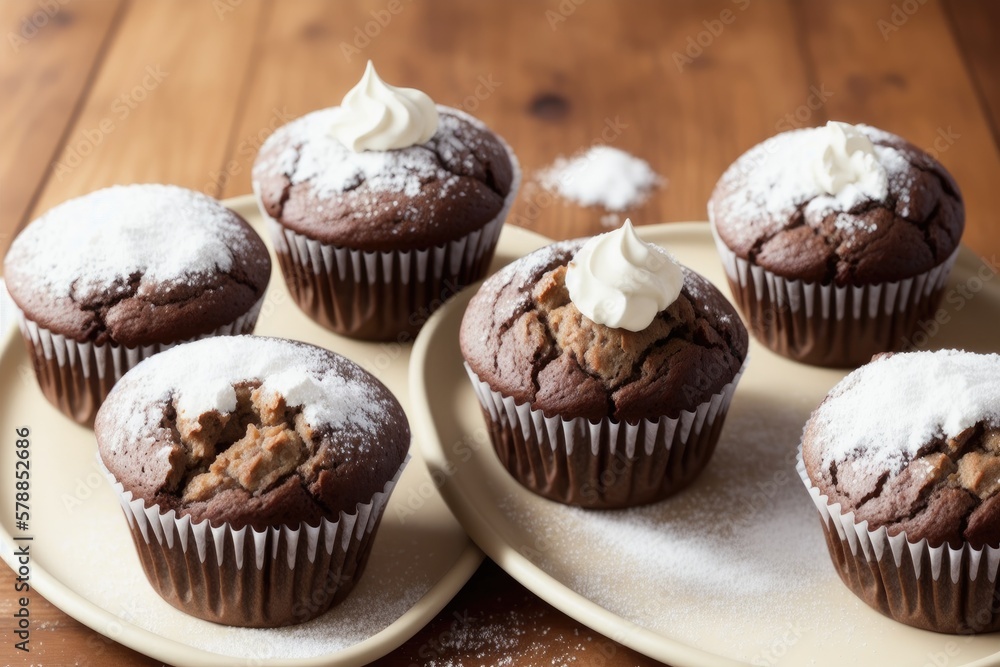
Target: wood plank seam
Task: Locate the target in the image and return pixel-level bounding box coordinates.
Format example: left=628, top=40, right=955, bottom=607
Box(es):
left=939, top=0, right=1000, bottom=156
left=788, top=0, right=829, bottom=129
left=207, top=0, right=273, bottom=199
left=14, top=0, right=131, bottom=234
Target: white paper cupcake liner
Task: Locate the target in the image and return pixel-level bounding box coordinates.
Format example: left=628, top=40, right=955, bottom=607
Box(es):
left=15, top=298, right=264, bottom=425
left=465, top=360, right=746, bottom=508
left=710, top=222, right=959, bottom=367
left=101, top=456, right=408, bottom=627
left=254, top=144, right=520, bottom=342
left=796, top=449, right=1000, bottom=633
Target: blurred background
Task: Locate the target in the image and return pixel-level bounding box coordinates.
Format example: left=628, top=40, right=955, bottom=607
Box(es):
left=2, top=0, right=998, bottom=258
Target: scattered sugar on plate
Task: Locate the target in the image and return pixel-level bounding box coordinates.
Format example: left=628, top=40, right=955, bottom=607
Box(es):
left=538, top=146, right=663, bottom=211
left=496, top=393, right=847, bottom=661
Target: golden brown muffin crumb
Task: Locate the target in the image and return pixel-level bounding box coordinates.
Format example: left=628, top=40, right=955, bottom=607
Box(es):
left=166, top=382, right=317, bottom=502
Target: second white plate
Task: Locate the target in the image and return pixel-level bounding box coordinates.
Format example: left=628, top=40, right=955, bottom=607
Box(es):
left=411, top=222, right=1000, bottom=667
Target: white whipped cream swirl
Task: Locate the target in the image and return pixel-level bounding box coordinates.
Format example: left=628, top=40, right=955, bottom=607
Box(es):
left=812, top=121, right=888, bottom=200
left=565, top=219, right=684, bottom=332
left=329, top=61, right=439, bottom=152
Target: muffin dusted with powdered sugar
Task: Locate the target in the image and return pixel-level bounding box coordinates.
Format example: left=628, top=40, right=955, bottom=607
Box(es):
left=709, top=121, right=964, bottom=367
left=799, top=350, right=1000, bottom=633
left=252, top=61, right=519, bottom=341
left=96, top=335, right=410, bottom=627
left=3, top=184, right=271, bottom=425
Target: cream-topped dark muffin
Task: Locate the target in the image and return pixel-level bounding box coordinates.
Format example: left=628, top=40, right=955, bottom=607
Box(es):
left=254, top=107, right=514, bottom=252
left=461, top=240, right=747, bottom=424
left=461, top=222, right=748, bottom=508
left=800, top=350, right=1000, bottom=633
left=709, top=121, right=964, bottom=367
left=3, top=184, right=271, bottom=425
left=96, top=335, right=409, bottom=627
left=253, top=62, right=519, bottom=341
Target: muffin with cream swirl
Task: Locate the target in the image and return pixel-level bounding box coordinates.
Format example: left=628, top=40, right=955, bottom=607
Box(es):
left=709, top=121, right=963, bottom=367
left=253, top=61, right=519, bottom=341
left=461, top=220, right=748, bottom=508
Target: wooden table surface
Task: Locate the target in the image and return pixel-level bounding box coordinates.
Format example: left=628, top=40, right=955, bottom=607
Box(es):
left=1, top=1, right=999, bottom=665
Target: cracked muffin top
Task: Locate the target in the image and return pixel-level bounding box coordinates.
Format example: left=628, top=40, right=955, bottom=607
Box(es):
left=709, top=124, right=963, bottom=286
left=802, top=350, right=1000, bottom=549
left=96, top=335, right=410, bottom=530
left=3, top=184, right=271, bottom=347
left=460, top=240, right=749, bottom=423
left=252, top=106, right=517, bottom=252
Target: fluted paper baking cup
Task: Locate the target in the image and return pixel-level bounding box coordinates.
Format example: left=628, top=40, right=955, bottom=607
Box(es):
left=466, top=360, right=746, bottom=509
left=254, top=147, right=520, bottom=342
left=15, top=297, right=263, bottom=426
left=796, top=450, right=1000, bottom=634
left=101, top=456, right=408, bottom=628
left=710, top=223, right=958, bottom=368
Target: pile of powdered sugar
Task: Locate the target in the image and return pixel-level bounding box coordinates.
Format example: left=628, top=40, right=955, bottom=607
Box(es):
left=810, top=350, right=1000, bottom=475
left=538, top=146, right=662, bottom=211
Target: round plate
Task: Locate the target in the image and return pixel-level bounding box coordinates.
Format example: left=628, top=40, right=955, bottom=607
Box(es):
left=411, top=222, right=1000, bottom=667
left=0, top=195, right=544, bottom=667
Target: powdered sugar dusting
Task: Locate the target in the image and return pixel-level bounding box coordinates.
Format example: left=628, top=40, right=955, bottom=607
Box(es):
left=254, top=105, right=487, bottom=201
left=100, top=336, right=394, bottom=457
left=539, top=146, right=662, bottom=211
left=495, top=394, right=835, bottom=658
left=811, top=350, right=1000, bottom=475
left=6, top=184, right=251, bottom=302
left=711, top=125, right=916, bottom=236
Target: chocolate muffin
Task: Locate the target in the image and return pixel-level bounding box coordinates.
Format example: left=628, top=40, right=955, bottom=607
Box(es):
left=3, top=184, right=271, bottom=425
left=799, top=350, right=1000, bottom=633
left=253, top=62, right=519, bottom=341
left=710, top=121, right=964, bottom=367
left=96, top=335, right=410, bottom=627
left=461, top=225, right=748, bottom=508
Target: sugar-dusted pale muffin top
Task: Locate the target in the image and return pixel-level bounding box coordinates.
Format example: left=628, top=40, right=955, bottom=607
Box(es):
left=709, top=125, right=963, bottom=285
left=253, top=106, right=516, bottom=252
left=802, top=350, right=1000, bottom=548
left=3, top=184, right=271, bottom=346
left=460, top=240, right=749, bottom=423
left=96, top=336, right=410, bottom=530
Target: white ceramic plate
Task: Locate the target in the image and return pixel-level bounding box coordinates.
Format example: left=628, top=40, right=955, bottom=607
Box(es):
left=411, top=222, right=1000, bottom=667
left=0, top=195, right=546, bottom=667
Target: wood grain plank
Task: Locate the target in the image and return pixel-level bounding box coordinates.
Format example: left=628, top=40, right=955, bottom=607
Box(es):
left=0, top=0, right=125, bottom=261
left=0, top=566, right=162, bottom=666
left=28, top=0, right=265, bottom=219
left=797, top=0, right=1000, bottom=259
left=942, top=0, right=1000, bottom=150
left=221, top=0, right=814, bottom=243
